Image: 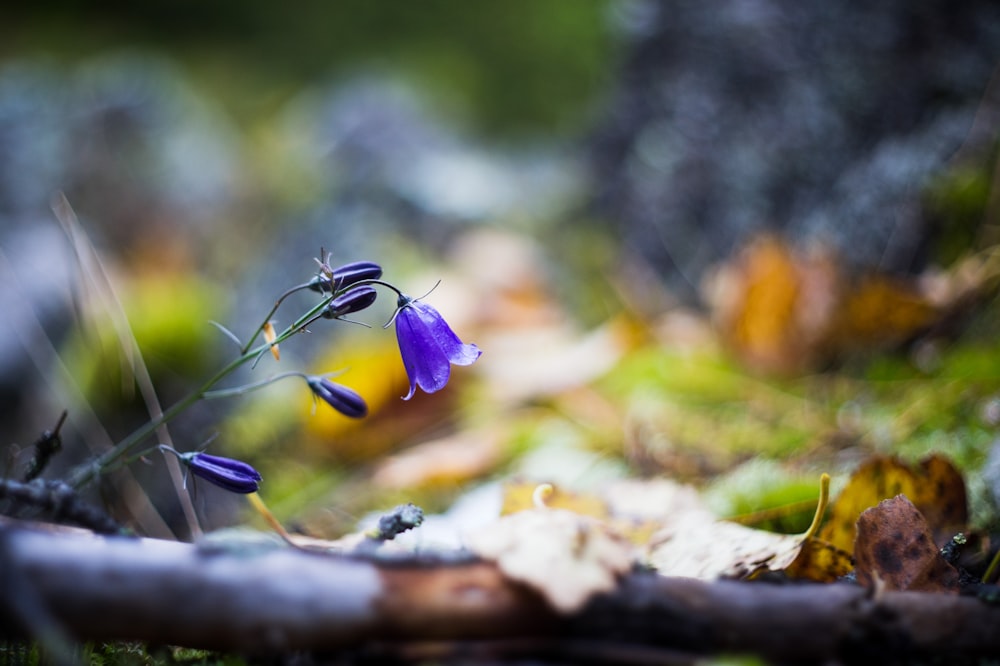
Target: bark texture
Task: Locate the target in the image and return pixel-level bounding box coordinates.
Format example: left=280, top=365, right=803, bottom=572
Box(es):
left=2, top=522, right=999, bottom=663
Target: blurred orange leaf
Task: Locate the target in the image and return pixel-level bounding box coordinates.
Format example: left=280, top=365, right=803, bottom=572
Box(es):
left=701, top=234, right=997, bottom=374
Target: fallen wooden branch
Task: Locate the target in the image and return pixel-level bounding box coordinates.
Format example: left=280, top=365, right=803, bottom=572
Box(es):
left=2, top=521, right=999, bottom=663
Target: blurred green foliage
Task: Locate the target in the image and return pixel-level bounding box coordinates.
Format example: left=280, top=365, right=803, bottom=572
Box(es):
left=4, top=1, right=615, bottom=137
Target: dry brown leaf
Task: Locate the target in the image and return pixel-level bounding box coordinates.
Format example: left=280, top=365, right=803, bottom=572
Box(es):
left=465, top=507, right=634, bottom=613
left=495, top=477, right=849, bottom=584
left=644, top=516, right=851, bottom=581
left=646, top=509, right=805, bottom=578
left=819, top=454, right=967, bottom=554
left=854, top=495, right=960, bottom=593
left=644, top=474, right=851, bottom=581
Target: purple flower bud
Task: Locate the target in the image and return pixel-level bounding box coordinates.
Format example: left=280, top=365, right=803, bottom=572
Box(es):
left=308, top=377, right=368, bottom=418
left=322, top=285, right=377, bottom=319
left=309, top=261, right=383, bottom=293
left=183, top=452, right=262, bottom=494
left=394, top=295, right=481, bottom=400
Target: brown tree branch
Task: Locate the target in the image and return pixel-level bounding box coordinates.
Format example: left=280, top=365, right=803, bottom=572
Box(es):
left=2, top=521, right=999, bottom=663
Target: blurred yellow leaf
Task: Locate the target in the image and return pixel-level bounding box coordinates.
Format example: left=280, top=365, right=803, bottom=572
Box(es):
left=818, top=454, right=967, bottom=554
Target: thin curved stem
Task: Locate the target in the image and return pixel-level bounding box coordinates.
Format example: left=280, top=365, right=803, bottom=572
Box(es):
left=201, top=372, right=308, bottom=400
left=67, top=295, right=334, bottom=490
left=241, top=282, right=321, bottom=354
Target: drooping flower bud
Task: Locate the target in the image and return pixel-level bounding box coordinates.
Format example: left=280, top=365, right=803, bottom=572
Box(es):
left=307, top=377, right=368, bottom=418
left=322, top=285, right=377, bottom=319
left=308, top=261, right=383, bottom=293
left=182, top=452, right=262, bottom=494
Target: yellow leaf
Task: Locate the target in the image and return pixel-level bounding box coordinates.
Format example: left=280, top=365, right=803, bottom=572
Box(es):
left=818, top=455, right=967, bottom=554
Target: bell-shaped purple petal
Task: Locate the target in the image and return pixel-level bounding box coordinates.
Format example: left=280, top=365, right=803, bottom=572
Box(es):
left=394, top=297, right=481, bottom=400
left=308, top=377, right=368, bottom=418
left=184, top=452, right=262, bottom=494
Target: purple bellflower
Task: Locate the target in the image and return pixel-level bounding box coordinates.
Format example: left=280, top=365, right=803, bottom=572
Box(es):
left=308, top=376, right=368, bottom=418
left=394, top=294, right=481, bottom=400
left=182, top=452, right=262, bottom=494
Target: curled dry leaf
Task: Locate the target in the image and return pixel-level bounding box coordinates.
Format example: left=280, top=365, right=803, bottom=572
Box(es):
left=465, top=507, right=634, bottom=613
left=644, top=474, right=852, bottom=582
left=854, top=495, right=960, bottom=593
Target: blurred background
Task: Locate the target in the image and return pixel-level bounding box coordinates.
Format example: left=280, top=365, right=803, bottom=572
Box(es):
left=3, top=0, right=1000, bottom=541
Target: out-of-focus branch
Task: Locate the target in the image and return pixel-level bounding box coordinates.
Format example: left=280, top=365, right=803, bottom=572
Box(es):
left=2, top=520, right=1000, bottom=663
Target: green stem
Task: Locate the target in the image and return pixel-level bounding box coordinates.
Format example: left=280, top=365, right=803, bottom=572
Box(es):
left=241, top=282, right=317, bottom=354
left=67, top=295, right=333, bottom=490
left=201, top=371, right=308, bottom=400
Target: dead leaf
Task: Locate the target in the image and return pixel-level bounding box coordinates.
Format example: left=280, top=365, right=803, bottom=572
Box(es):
left=465, top=507, right=634, bottom=613
left=645, top=473, right=851, bottom=581
left=646, top=510, right=806, bottom=579
left=703, top=235, right=839, bottom=374
left=819, top=455, right=967, bottom=554
left=703, top=234, right=949, bottom=374
left=854, top=495, right=960, bottom=593
left=783, top=537, right=855, bottom=582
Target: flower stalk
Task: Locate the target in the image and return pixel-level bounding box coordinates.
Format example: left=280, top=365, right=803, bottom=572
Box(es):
left=64, top=253, right=479, bottom=497
left=67, top=291, right=335, bottom=490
